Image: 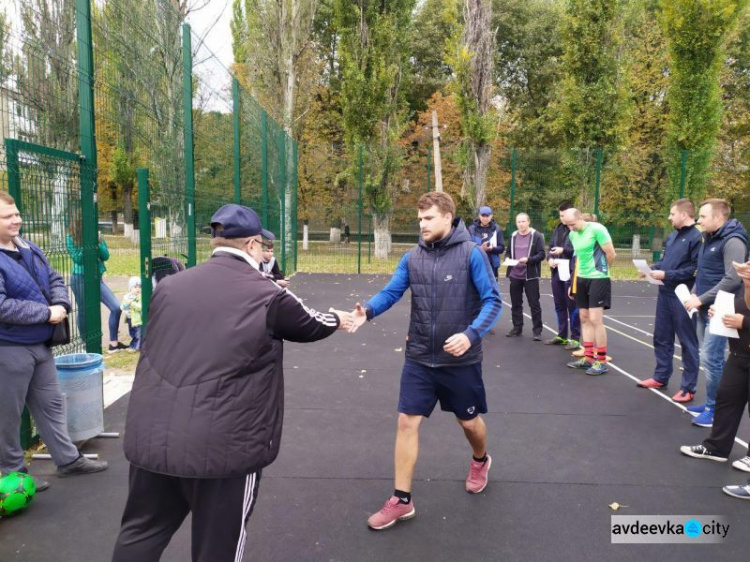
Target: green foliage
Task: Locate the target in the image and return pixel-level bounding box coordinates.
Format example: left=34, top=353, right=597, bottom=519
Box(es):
left=661, top=0, right=747, bottom=200
left=231, top=0, right=248, bottom=64
left=493, top=0, right=565, bottom=147
left=335, top=0, right=415, bottom=216
left=554, top=0, right=624, bottom=148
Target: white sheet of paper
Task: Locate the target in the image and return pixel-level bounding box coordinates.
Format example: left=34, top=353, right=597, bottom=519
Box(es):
left=709, top=290, right=740, bottom=338
left=674, top=284, right=696, bottom=319
left=556, top=259, right=570, bottom=282
left=502, top=258, right=519, bottom=267
left=489, top=231, right=498, bottom=248
left=632, top=259, right=664, bottom=285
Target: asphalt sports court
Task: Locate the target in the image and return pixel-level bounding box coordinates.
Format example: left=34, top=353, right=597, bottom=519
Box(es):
left=2, top=275, right=749, bottom=561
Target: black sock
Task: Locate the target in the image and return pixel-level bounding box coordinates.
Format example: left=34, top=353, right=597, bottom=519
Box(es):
left=394, top=489, right=411, bottom=504
left=473, top=454, right=488, bottom=464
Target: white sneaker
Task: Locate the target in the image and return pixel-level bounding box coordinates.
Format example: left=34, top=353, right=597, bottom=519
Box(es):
left=732, top=456, right=750, bottom=473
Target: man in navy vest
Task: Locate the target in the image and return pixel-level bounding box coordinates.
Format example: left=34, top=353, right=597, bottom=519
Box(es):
left=636, top=199, right=702, bottom=403
left=347, top=191, right=502, bottom=531
left=0, top=191, right=107, bottom=492
left=684, top=198, right=748, bottom=428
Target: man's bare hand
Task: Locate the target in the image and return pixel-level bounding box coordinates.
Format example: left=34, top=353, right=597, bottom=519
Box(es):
left=48, top=305, right=67, bottom=324
left=344, top=303, right=367, bottom=333
left=549, top=246, right=563, bottom=256
left=481, top=242, right=491, bottom=253
left=329, top=309, right=354, bottom=331
left=548, top=258, right=558, bottom=269
left=650, top=270, right=665, bottom=281
left=518, top=257, right=528, bottom=264
left=443, top=333, right=471, bottom=357
left=722, top=313, right=745, bottom=330
left=684, top=294, right=702, bottom=312
left=733, top=260, right=750, bottom=284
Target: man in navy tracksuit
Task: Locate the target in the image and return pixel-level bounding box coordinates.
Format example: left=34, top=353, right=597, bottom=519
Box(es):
left=347, top=192, right=502, bottom=531
left=636, top=199, right=702, bottom=403
left=468, top=206, right=505, bottom=280
left=546, top=202, right=580, bottom=349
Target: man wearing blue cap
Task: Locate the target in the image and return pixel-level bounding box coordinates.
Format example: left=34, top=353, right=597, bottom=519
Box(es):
left=468, top=206, right=505, bottom=281
left=113, top=204, right=352, bottom=562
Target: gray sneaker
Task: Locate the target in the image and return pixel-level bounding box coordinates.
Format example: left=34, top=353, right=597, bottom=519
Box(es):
left=57, top=455, right=108, bottom=478
left=17, top=469, right=49, bottom=492
left=732, top=456, right=750, bottom=473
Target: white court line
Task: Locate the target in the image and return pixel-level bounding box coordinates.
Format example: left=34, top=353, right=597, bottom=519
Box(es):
left=503, top=299, right=749, bottom=451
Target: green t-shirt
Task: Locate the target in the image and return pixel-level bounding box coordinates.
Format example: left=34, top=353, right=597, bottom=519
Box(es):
left=569, top=222, right=612, bottom=279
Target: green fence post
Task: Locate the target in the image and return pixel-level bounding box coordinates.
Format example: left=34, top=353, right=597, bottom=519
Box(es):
left=138, top=168, right=152, bottom=334
left=367, top=215, right=372, bottom=264
left=278, top=130, right=287, bottom=273
left=292, top=139, right=298, bottom=273
left=358, top=146, right=363, bottom=274
left=261, top=110, right=269, bottom=226
left=509, top=149, right=517, bottom=236
left=679, top=149, right=687, bottom=199
left=182, top=23, right=196, bottom=267
left=594, top=148, right=602, bottom=218
left=77, top=0, right=102, bottom=354
left=4, top=140, right=20, bottom=204
left=232, top=77, right=241, bottom=204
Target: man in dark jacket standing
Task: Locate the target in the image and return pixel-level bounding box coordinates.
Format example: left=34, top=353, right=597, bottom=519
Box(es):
left=468, top=205, right=505, bottom=279
left=347, top=192, right=502, bottom=531
left=636, top=199, right=702, bottom=403
left=684, top=199, right=748, bottom=428
left=505, top=213, right=546, bottom=340
left=0, top=191, right=107, bottom=491
left=546, top=202, right=580, bottom=349
left=112, top=204, right=350, bottom=562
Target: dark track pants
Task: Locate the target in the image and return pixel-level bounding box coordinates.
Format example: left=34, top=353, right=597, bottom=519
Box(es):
left=112, top=465, right=261, bottom=562
left=652, top=292, right=700, bottom=393
left=509, top=277, right=542, bottom=336
left=550, top=272, right=580, bottom=341
left=703, top=353, right=750, bottom=457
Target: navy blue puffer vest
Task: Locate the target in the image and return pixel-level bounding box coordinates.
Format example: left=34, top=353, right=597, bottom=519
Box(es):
left=406, top=220, right=482, bottom=367
left=696, top=218, right=748, bottom=296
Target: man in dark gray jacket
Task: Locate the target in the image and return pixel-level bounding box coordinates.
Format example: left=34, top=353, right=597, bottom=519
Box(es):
left=0, top=191, right=107, bottom=491
left=112, top=204, right=350, bottom=562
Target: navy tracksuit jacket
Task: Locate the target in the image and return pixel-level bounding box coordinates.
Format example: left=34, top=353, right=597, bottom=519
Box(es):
left=651, top=224, right=703, bottom=390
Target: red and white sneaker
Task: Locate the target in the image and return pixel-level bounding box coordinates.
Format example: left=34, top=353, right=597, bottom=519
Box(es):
left=465, top=455, right=492, bottom=493
left=367, top=496, right=416, bottom=530
left=637, top=378, right=665, bottom=389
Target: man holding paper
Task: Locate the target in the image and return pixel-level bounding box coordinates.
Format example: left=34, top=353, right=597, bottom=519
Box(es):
left=682, top=199, right=748, bottom=428
left=546, top=202, right=580, bottom=350
left=505, top=213, right=546, bottom=340
left=679, top=262, right=750, bottom=501
left=468, top=206, right=505, bottom=280
left=635, top=199, right=702, bottom=403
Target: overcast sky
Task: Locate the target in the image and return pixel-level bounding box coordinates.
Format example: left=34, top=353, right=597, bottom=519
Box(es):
left=186, top=0, right=234, bottom=70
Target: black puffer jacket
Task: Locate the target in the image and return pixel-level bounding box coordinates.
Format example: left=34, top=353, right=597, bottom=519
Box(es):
left=123, top=252, right=339, bottom=478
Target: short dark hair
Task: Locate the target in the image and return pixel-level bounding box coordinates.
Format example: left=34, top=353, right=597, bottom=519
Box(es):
left=0, top=191, right=16, bottom=205
left=418, top=191, right=455, bottom=217
left=558, top=201, right=573, bottom=212
left=670, top=198, right=695, bottom=218
left=700, top=198, right=731, bottom=219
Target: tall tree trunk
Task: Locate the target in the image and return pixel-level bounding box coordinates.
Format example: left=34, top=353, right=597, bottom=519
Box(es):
left=372, top=212, right=392, bottom=259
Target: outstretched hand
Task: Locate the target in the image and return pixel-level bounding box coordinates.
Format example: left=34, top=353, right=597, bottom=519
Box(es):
left=734, top=260, right=750, bottom=285
left=329, top=308, right=354, bottom=331
left=443, top=333, right=471, bottom=357
left=348, top=303, right=368, bottom=333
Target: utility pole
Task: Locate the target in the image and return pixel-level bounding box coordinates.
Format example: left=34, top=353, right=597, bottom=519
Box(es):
left=431, top=110, right=443, bottom=192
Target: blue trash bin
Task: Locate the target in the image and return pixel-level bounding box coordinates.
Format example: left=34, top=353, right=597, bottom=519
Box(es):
left=55, top=353, right=105, bottom=443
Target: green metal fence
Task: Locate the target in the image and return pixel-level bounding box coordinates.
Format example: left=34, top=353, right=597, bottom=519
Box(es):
left=0, top=0, right=297, bottom=355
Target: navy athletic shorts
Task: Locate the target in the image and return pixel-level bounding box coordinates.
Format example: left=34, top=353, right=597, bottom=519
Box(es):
left=398, top=358, right=487, bottom=420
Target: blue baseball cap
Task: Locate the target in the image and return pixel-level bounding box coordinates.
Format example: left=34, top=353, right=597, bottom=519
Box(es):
left=479, top=206, right=493, bottom=215
left=210, top=204, right=273, bottom=240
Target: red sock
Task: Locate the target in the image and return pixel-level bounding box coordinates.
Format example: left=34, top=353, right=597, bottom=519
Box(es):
left=584, top=341, right=595, bottom=363
left=597, top=346, right=607, bottom=364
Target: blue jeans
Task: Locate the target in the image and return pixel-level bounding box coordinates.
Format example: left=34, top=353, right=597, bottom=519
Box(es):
left=696, top=307, right=728, bottom=408
left=69, top=274, right=122, bottom=342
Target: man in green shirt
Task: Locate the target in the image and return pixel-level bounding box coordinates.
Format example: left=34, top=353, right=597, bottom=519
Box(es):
left=561, top=208, right=616, bottom=375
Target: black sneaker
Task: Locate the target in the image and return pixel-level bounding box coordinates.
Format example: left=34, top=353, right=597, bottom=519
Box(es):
left=18, top=468, right=50, bottom=492
left=679, top=444, right=728, bottom=462
left=107, top=342, right=128, bottom=354
left=57, top=455, right=108, bottom=477
left=533, top=334, right=542, bottom=341
left=506, top=330, right=522, bottom=338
